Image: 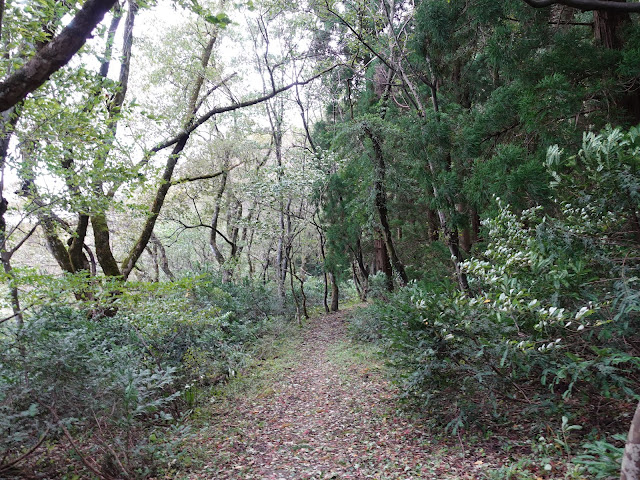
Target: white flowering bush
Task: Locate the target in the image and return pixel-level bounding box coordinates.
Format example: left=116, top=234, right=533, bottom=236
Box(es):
left=352, top=126, right=639, bottom=429
left=462, top=199, right=598, bottom=344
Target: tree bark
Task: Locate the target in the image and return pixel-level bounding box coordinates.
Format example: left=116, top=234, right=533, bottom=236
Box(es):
left=352, top=261, right=363, bottom=300
left=98, top=3, right=123, bottom=78
left=426, top=208, right=440, bottom=241
left=593, top=2, right=629, bottom=49
left=621, top=400, right=640, bottom=480
left=457, top=203, right=472, bottom=253
left=150, top=233, right=175, bottom=281
left=68, top=214, right=91, bottom=272
left=352, top=234, right=370, bottom=299
left=146, top=243, right=160, bottom=282
left=471, top=208, right=481, bottom=244
left=330, top=272, right=339, bottom=312
left=209, top=168, right=232, bottom=283
left=316, top=223, right=330, bottom=313
left=92, top=212, right=121, bottom=276
left=373, top=234, right=393, bottom=291
left=363, top=122, right=408, bottom=287
left=289, top=254, right=301, bottom=324
left=0, top=0, right=118, bottom=112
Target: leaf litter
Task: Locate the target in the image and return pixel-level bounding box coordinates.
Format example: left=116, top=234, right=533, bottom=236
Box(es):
left=183, top=310, right=508, bottom=479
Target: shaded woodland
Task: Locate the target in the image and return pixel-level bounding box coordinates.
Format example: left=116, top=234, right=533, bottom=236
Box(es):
left=0, top=0, right=639, bottom=478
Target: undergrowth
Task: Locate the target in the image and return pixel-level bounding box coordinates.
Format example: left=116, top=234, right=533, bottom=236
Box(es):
left=347, top=127, right=640, bottom=480
left=0, top=272, right=291, bottom=479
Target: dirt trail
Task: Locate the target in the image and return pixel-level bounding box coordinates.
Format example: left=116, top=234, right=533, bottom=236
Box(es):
left=189, top=310, right=488, bottom=479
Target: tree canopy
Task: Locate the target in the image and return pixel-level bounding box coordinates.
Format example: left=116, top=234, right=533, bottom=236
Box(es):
left=0, top=0, right=639, bottom=477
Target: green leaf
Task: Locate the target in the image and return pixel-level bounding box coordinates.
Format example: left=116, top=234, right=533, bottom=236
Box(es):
left=205, top=12, right=232, bottom=27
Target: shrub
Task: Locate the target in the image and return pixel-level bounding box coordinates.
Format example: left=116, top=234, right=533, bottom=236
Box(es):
left=349, top=127, right=640, bottom=434
left=0, top=273, right=288, bottom=478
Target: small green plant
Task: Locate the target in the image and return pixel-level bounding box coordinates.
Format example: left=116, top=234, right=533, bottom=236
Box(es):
left=182, top=383, right=200, bottom=409
left=572, top=434, right=626, bottom=479
left=483, top=458, right=537, bottom=480
left=557, top=416, right=583, bottom=457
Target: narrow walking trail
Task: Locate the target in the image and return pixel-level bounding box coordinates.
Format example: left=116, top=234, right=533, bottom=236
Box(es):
left=188, top=310, right=494, bottom=479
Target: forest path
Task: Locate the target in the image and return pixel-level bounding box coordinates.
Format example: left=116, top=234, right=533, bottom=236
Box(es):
left=186, top=309, right=491, bottom=480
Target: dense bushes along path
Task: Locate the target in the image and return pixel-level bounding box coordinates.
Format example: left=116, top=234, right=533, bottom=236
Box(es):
left=183, top=310, right=501, bottom=480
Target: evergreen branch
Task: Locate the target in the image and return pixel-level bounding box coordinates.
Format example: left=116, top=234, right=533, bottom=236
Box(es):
left=323, top=1, right=396, bottom=74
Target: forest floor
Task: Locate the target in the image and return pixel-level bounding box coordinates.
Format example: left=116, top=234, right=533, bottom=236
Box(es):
left=178, top=309, right=525, bottom=480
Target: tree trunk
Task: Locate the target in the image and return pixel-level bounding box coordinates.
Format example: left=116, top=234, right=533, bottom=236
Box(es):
left=317, top=225, right=330, bottom=313
left=592, top=2, right=640, bottom=122
left=275, top=200, right=292, bottom=307
left=427, top=208, right=440, bottom=241
left=209, top=169, right=232, bottom=282
left=471, top=208, right=481, bottom=244
left=353, top=234, right=369, bottom=298
left=247, top=217, right=257, bottom=280
left=68, top=214, right=91, bottom=272
left=363, top=122, right=408, bottom=287
left=330, top=272, right=339, bottom=312
left=146, top=243, right=160, bottom=282
left=150, top=233, right=174, bottom=281
left=352, top=261, right=363, bottom=300
left=373, top=234, right=393, bottom=291
left=92, top=212, right=122, bottom=276
left=621, top=399, right=640, bottom=480
left=457, top=203, right=472, bottom=253
left=289, top=255, right=301, bottom=325
left=593, top=3, right=629, bottom=50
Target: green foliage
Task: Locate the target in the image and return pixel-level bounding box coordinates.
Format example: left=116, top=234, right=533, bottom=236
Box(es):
left=348, top=126, right=640, bottom=435
left=0, top=274, right=286, bottom=477
left=0, top=306, right=178, bottom=478
left=573, top=434, right=626, bottom=479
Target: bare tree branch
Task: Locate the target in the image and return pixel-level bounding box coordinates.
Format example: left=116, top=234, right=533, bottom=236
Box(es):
left=169, top=217, right=236, bottom=247
left=8, top=223, right=38, bottom=255
left=170, top=163, right=241, bottom=185
left=98, top=2, right=123, bottom=78
left=148, top=65, right=338, bottom=154
left=194, top=72, right=238, bottom=113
